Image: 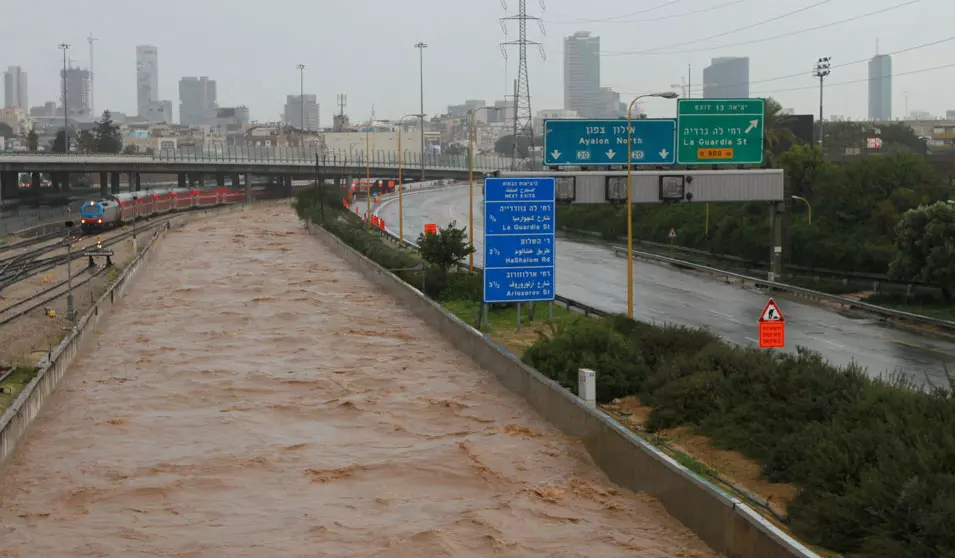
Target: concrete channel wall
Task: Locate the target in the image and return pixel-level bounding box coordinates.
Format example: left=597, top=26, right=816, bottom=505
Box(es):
left=306, top=223, right=820, bottom=558
left=0, top=203, right=250, bottom=466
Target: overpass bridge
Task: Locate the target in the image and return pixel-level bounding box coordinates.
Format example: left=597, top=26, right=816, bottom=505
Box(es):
left=0, top=149, right=524, bottom=200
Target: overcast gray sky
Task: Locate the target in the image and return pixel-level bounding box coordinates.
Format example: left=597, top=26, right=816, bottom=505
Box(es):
left=4, top=0, right=952, bottom=123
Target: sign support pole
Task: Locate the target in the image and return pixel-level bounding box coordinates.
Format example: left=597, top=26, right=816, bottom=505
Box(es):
left=516, top=302, right=521, bottom=332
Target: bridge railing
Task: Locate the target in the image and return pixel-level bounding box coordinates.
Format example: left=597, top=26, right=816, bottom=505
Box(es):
left=155, top=147, right=539, bottom=172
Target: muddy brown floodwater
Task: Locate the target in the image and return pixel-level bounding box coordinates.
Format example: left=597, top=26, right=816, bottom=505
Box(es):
left=0, top=205, right=717, bottom=557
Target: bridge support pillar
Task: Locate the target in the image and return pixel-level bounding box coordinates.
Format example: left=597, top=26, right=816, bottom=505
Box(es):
left=51, top=174, right=61, bottom=192
left=231, top=174, right=241, bottom=187
left=189, top=174, right=199, bottom=188
left=134, top=173, right=141, bottom=192
left=769, top=202, right=785, bottom=282
left=177, top=173, right=186, bottom=189
left=216, top=174, right=225, bottom=188
left=245, top=173, right=252, bottom=204
left=110, top=172, right=120, bottom=195
left=0, top=171, right=16, bottom=202
left=99, top=172, right=108, bottom=198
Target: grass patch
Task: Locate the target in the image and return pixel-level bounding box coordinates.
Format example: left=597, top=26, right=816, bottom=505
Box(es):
left=441, top=300, right=581, bottom=355
left=865, top=293, right=955, bottom=322
left=0, top=367, right=39, bottom=413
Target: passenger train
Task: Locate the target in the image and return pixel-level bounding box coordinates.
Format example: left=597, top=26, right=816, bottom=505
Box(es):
left=78, top=183, right=310, bottom=233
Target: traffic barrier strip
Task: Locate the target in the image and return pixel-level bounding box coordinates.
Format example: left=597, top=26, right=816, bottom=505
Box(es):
left=304, top=221, right=818, bottom=558
left=609, top=246, right=955, bottom=334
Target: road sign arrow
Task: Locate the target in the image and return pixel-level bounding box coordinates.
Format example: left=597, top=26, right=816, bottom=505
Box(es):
left=659, top=148, right=670, bottom=159
left=606, top=149, right=617, bottom=159
left=745, top=120, right=759, bottom=134
left=551, top=149, right=561, bottom=160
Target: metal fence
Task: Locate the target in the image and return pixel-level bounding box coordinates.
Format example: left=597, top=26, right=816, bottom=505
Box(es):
left=0, top=203, right=79, bottom=236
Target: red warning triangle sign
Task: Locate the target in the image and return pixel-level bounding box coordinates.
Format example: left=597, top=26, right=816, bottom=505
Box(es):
left=759, top=298, right=784, bottom=322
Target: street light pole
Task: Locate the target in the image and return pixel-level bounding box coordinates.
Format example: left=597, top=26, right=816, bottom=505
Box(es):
left=397, top=114, right=418, bottom=244
left=814, top=57, right=831, bottom=150
left=468, top=105, right=500, bottom=272
left=414, top=42, right=428, bottom=183
left=626, top=91, right=680, bottom=319
left=58, top=43, right=70, bottom=154
left=365, top=126, right=372, bottom=227
left=296, top=64, right=306, bottom=132
left=792, top=195, right=812, bottom=225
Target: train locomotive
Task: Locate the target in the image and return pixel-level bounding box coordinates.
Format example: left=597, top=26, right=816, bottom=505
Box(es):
left=79, top=187, right=246, bottom=232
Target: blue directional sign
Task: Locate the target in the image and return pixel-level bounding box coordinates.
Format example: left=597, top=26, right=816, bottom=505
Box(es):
left=483, top=177, right=556, bottom=304
left=543, top=118, right=677, bottom=167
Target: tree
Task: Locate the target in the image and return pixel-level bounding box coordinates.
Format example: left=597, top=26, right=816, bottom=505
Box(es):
left=26, top=127, right=38, bottom=152
left=77, top=130, right=96, bottom=153
left=51, top=129, right=71, bottom=153
left=0, top=122, right=13, bottom=139
left=94, top=111, right=122, bottom=154
left=889, top=202, right=955, bottom=299
left=763, top=97, right=799, bottom=167
left=415, top=220, right=474, bottom=274
left=445, top=143, right=467, bottom=156
left=122, top=143, right=139, bottom=154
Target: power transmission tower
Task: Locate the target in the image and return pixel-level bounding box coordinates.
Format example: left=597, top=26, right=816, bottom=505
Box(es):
left=501, top=0, right=546, bottom=170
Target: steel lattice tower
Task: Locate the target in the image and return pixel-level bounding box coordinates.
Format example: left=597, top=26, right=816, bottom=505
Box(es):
left=501, top=0, right=545, bottom=170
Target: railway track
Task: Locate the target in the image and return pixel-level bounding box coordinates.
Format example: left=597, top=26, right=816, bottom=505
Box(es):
left=0, top=266, right=110, bottom=327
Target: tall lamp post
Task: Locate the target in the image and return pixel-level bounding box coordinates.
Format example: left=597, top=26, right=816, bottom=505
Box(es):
left=58, top=43, right=70, bottom=154
left=64, top=220, right=74, bottom=323
left=468, top=105, right=500, bottom=272
left=365, top=125, right=373, bottom=228
left=414, top=42, right=428, bottom=183
left=296, top=64, right=306, bottom=132
left=814, top=57, right=831, bottom=149
left=396, top=113, right=419, bottom=244
left=626, top=91, right=680, bottom=319
left=792, top=195, right=812, bottom=225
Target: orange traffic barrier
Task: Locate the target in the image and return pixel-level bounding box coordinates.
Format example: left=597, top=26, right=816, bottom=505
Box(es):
left=424, top=223, right=438, bottom=235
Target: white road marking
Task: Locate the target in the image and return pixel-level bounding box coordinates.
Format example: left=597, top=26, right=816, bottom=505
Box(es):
left=708, top=310, right=734, bottom=319
left=743, top=337, right=759, bottom=344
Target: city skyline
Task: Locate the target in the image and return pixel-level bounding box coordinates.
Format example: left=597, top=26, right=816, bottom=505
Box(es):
left=1, top=0, right=952, bottom=124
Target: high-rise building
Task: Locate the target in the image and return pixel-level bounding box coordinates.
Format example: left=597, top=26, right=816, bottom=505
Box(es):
left=563, top=31, right=601, bottom=119
left=283, top=94, right=319, bottom=131
left=61, top=66, right=92, bottom=117
left=136, top=46, right=159, bottom=118
left=179, top=77, right=217, bottom=126
left=4, top=66, right=27, bottom=111
left=702, top=57, right=750, bottom=99
left=868, top=54, right=892, bottom=122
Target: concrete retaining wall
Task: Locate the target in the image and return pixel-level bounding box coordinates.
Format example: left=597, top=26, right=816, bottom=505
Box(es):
left=305, top=222, right=819, bottom=558
left=0, top=203, right=248, bottom=466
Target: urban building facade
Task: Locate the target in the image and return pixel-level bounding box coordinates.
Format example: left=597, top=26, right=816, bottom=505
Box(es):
left=868, top=54, right=892, bottom=121
left=283, top=95, right=319, bottom=131
left=563, top=31, right=601, bottom=118
left=61, top=66, right=92, bottom=117
left=702, top=57, right=750, bottom=99
left=136, top=46, right=159, bottom=118
left=179, top=77, right=217, bottom=126
left=4, top=66, right=27, bottom=111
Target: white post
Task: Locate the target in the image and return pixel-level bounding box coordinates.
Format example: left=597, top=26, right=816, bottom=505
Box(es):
left=578, top=369, right=596, bottom=407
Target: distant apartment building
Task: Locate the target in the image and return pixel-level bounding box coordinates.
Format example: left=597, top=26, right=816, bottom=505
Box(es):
left=61, top=66, right=92, bottom=117
left=283, top=95, right=319, bottom=131
left=702, top=57, right=750, bottom=99
left=564, top=31, right=601, bottom=119
left=179, top=77, right=217, bottom=126
left=4, top=66, right=27, bottom=111
left=213, top=106, right=251, bottom=132
left=447, top=100, right=490, bottom=123
left=868, top=54, right=892, bottom=121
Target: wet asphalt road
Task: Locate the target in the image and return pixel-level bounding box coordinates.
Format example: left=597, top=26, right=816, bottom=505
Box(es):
left=374, top=185, right=955, bottom=386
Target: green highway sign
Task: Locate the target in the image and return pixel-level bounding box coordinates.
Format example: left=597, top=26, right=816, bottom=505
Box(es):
left=677, top=98, right=765, bottom=165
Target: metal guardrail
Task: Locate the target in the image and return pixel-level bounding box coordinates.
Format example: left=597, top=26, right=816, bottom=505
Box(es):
left=0, top=150, right=535, bottom=173
left=613, top=245, right=955, bottom=332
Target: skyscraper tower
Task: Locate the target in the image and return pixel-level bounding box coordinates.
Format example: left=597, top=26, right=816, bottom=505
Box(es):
left=868, top=52, right=892, bottom=121
left=136, top=46, right=159, bottom=118
left=563, top=31, right=600, bottom=118
left=501, top=0, right=546, bottom=169
left=3, top=66, right=27, bottom=110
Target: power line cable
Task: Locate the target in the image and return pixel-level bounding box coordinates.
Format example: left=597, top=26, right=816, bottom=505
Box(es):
left=603, top=0, right=833, bottom=56
left=548, top=0, right=748, bottom=25
left=548, top=0, right=686, bottom=24
left=610, top=0, right=920, bottom=56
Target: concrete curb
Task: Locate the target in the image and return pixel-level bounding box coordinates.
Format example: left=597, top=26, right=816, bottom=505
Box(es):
left=0, top=202, right=249, bottom=466
left=304, top=221, right=819, bottom=558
